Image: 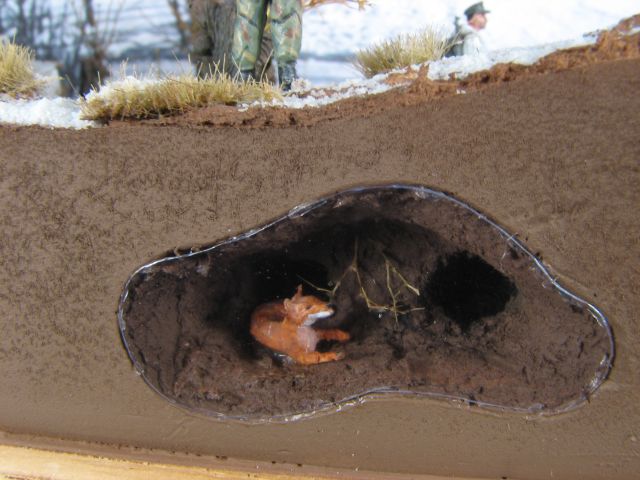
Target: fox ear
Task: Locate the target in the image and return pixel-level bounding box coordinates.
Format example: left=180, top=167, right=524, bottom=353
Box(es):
left=293, top=285, right=303, bottom=298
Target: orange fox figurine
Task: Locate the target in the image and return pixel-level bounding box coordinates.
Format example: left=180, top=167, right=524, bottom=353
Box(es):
left=250, top=285, right=350, bottom=365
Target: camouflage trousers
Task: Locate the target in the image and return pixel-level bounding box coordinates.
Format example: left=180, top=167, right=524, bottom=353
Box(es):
left=232, top=0, right=303, bottom=73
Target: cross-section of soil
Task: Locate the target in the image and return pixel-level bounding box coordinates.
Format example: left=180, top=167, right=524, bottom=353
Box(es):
left=120, top=186, right=612, bottom=421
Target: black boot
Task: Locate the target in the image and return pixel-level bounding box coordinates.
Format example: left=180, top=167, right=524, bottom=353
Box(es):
left=277, top=61, right=297, bottom=91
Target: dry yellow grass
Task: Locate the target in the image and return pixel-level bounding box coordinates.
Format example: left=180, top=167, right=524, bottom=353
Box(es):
left=81, top=68, right=282, bottom=121
left=0, top=38, right=43, bottom=98
left=354, top=27, right=450, bottom=78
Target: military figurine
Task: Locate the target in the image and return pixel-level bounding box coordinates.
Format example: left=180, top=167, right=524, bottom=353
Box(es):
left=231, top=0, right=303, bottom=90
left=188, top=0, right=275, bottom=82
left=446, top=2, right=490, bottom=57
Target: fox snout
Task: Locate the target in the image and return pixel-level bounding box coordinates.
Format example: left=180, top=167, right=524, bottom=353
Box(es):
left=302, top=305, right=334, bottom=326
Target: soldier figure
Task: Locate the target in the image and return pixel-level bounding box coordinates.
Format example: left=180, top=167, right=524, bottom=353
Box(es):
left=446, top=2, right=490, bottom=57
left=188, top=0, right=275, bottom=82
left=231, top=0, right=303, bottom=90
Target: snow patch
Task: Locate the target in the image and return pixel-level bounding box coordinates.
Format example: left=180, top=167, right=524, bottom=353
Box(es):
left=427, top=35, right=596, bottom=81
left=0, top=96, right=94, bottom=129
left=83, top=75, right=160, bottom=102
left=255, top=32, right=599, bottom=110
left=279, top=76, right=393, bottom=109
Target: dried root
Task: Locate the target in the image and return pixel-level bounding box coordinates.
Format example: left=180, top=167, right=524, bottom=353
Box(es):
left=301, top=238, right=424, bottom=325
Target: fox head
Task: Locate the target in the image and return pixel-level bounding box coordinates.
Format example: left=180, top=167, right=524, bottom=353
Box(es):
left=283, top=285, right=334, bottom=326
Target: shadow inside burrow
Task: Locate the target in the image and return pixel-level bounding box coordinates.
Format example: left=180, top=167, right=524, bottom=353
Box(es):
left=119, top=185, right=613, bottom=421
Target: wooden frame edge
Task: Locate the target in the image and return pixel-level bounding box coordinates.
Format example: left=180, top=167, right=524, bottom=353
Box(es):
left=0, top=444, right=330, bottom=480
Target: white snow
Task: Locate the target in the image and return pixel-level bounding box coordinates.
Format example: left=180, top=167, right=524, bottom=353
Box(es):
left=301, top=0, right=639, bottom=57
left=426, top=35, right=597, bottom=81
left=262, top=75, right=394, bottom=110
left=1, top=0, right=638, bottom=129
left=275, top=31, right=599, bottom=109
left=0, top=96, right=94, bottom=129
left=84, top=74, right=161, bottom=99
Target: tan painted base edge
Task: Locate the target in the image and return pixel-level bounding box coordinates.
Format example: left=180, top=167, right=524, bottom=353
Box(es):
left=0, top=443, right=328, bottom=480
left=0, top=442, right=488, bottom=480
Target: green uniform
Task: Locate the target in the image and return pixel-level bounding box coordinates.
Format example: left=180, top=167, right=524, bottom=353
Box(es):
left=232, top=0, right=303, bottom=73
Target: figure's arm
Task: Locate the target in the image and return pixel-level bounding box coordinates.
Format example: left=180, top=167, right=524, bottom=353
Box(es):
left=462, top=32, right=485, bottom=56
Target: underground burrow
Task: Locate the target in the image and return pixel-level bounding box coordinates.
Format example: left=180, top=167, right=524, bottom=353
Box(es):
left=119, top=185, right=613, bottom=421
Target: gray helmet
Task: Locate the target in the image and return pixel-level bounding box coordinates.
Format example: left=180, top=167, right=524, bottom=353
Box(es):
left=464, top=2, right=490, bottom=20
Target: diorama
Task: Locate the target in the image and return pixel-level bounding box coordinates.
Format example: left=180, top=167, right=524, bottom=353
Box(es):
left=119, top=185, right=613, bottom=422
left=1, top=2, right=639, bottom=479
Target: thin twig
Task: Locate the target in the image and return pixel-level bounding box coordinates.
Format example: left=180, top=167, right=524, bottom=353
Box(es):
left=299, top=237, right=425, bottom=324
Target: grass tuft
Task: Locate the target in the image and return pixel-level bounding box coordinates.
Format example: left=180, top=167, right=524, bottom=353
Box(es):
left=80, top=65, right=282, bottom=122
left=0, top=38, right=43, bottom=98
left=354, top=27, right=450, bottom=78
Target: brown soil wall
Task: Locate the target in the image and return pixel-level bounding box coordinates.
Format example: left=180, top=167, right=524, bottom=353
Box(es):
left=1, top=58, right=639, bottom=479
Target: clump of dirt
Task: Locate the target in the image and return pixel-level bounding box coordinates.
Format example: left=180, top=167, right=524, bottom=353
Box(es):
left=614, top=13, right=640, bottom=33
left=119, top=186, right=613, bottom=421
left=106, top=16, right=640, bottom=130
left=459, top=27, right=640, bottom=89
